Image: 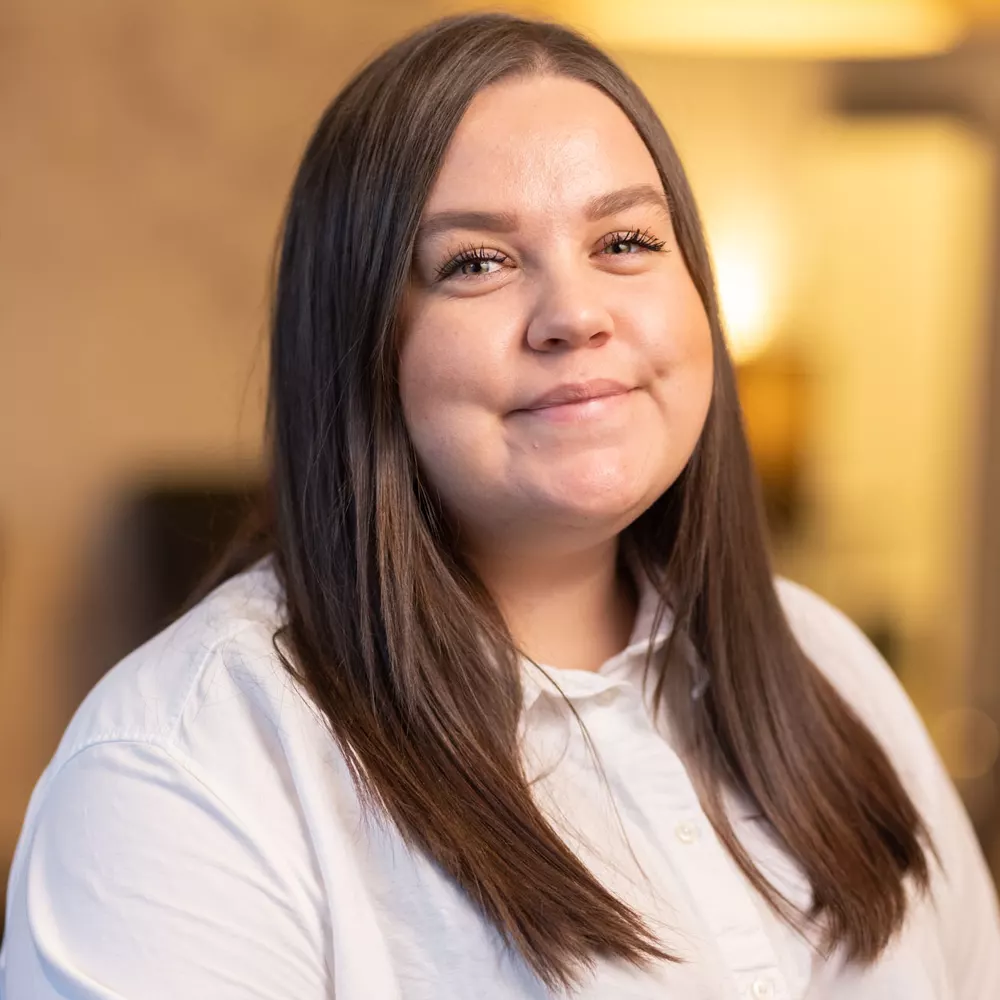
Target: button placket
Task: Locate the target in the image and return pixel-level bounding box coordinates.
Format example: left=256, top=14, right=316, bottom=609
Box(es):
left=736, top=969, right=792, bottom=1000
left=674, top=819, right=700, bottom=845
left=593, top=687, right=619, bottom=708
left=571, top=665, right=792, bottom=998
left=626, top=741, right=788, bottom=994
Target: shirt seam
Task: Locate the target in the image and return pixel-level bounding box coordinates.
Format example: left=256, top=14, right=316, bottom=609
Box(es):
left=57, top=616, right=267, bottom=764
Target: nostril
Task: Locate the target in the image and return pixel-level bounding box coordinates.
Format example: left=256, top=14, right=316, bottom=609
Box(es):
left=527, top=321, right=613, bottom=353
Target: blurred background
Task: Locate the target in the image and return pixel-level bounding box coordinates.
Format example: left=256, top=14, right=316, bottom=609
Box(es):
left=2, top=0, right=1000, bottom=927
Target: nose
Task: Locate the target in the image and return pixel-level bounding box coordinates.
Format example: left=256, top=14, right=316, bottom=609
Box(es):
left=524, top=266, right=614, bottom=353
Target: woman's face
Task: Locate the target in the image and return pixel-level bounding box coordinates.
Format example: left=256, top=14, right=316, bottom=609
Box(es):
left=400, top=74, right=713, bottom=553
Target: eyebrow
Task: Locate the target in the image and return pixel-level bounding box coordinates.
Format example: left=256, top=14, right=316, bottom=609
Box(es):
left=415, top=209, right=518, bottom=243
left=415, top=183, right=670, bottom=243
left=583, top=183, right=670, bottom=221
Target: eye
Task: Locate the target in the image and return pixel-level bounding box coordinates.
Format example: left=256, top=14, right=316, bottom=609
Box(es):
left=599, top=228, right=667, bottom=257
left=436, top=246, right=510, bottom=281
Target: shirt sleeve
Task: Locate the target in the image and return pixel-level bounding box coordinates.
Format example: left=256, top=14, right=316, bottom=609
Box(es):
left=920, top=732, right=1000, bottom=999
left=2, top=740, right=330, bottom=1000
left=778, top=579, right=1000, bottom=1000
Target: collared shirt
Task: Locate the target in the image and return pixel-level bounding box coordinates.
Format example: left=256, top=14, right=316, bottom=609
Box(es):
left=2, top=558, right=998, bottom=999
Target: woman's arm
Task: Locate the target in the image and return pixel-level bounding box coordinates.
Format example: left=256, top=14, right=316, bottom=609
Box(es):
left=2, top=740, right=330, bottom=999
left=920, top=737, right=1000, bottom=999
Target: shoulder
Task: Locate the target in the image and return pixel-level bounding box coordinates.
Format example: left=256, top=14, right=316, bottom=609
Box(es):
left=774, top=576, right=889, bottom=688
left=49, top=556, right=317, bottom=771
left=16, top=555, right=352, bottom=898
left=774, top=578, right=935, bottom=796
left=1, top=559, right=338, bottom=998
left=775, top=581, right=1000, bottom=991
left=776, top=576, right=904, bottom=704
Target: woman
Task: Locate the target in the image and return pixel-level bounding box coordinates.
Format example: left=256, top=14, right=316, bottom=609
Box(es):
left=2, top=12, right=998, bottom=999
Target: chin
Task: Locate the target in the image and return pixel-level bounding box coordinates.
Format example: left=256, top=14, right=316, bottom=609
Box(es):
left=536, top=475, right=665, bottom=531
left=536, top=446, right=676, bottom=512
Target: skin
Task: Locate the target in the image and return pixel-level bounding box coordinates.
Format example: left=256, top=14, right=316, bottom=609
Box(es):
left=400, top=74, right=713, bottom=671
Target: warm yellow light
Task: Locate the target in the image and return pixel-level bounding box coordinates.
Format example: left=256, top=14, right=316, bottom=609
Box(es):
left=551, top=0, right=965, bottom=59
left=713, top=244, right=775, bottom=364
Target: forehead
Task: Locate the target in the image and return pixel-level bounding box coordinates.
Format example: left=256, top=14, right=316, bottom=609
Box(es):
left=423, top=74, right=663, bottom=216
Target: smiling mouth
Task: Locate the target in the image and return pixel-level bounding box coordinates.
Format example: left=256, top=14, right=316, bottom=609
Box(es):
left=516, top=379, right=633, bottom=412
left=510, top=383, right=636, bottom=424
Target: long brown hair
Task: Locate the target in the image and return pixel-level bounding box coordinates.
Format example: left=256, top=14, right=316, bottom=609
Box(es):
left=231, top=11, right=930, bottom=991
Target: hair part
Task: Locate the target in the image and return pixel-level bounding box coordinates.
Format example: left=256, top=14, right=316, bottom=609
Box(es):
left=212, top=11, right=933, bottom=991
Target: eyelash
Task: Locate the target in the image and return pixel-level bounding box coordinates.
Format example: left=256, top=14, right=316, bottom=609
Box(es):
left=599, top=228, right=667, bottom=255
left=435, top=228, right=668, bottom=281
left=435, top=244, right=508, bottom=281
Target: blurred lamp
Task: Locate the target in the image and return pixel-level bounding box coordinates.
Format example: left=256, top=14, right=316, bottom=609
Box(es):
left=714, top=244, right=775, bottom=364
left=551, top=0, right=966, bottom=58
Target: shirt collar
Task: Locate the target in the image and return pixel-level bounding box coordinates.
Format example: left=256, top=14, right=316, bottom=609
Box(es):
left=520, top=564, right=673, bottom=714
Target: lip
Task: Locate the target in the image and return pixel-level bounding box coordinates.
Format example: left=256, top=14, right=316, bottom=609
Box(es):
left=516, top=379, right=632, bottom=412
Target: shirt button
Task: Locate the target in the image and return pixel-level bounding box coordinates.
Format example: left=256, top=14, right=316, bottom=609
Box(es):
left=751, top=977, right=774, bottom=999
left=674, top=820, right=700, bottom=844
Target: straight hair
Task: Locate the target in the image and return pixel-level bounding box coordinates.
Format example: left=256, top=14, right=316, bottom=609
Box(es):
left=220, top=12, right=930, bottom=991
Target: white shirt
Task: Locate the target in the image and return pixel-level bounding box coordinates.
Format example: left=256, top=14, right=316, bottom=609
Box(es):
left=2, top=558, right=998, bottom=999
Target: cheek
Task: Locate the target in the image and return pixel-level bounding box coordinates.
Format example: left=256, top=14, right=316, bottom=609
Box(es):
left=397, top=300, right=514, bottom=487
left=642, top=266, right=712, bottom=359
left=635, top=274, right=715, bottom=428
left=672, top=306, right=715, bottom=423
left=397, top=333, right=458, bottom=478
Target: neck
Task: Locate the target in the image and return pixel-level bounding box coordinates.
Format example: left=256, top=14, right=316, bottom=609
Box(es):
left=468, top=535, right=638, bottom=673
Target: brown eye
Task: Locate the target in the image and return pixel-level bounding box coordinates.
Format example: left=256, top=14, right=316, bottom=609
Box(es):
left=460, top=258, right=503, bottom=276
left=605, top=240, right=639, bottom=256
left=437, top=246, right=510, bottom=281
left=599, top=228, right=668, bottom=257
